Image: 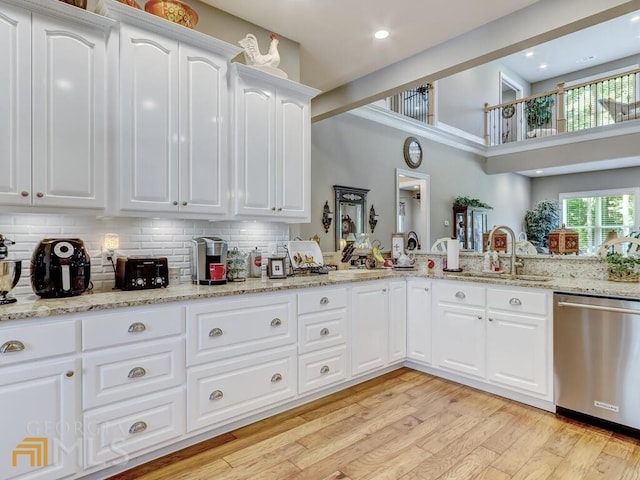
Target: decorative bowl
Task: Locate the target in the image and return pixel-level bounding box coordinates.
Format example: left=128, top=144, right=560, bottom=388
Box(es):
left=144, top=0, right=198, bottom=29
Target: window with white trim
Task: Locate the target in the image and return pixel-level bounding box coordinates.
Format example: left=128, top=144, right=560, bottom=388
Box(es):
left=560, top=188, right=639, bottom=254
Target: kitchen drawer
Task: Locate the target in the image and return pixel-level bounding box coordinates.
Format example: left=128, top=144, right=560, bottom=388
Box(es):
left=82, top=305, right=184, bottom=351
left=83, top=337, right=185, bottom=409
left=186, top=294, right=296, bottom=366
left=0, top=319, right=78, bottom=366
left=298, top=345, right=348, bottom=394
left=434, top=282, right=485, bottom=307
left=298, top=309, right=347, bottom=354
left=298, top=287, right=348, bottom=315
left=487, top=288, right=548, bottom=316
left=186, top=347, right=296, bottom=432
left=83, top=388, right=185, bottom=468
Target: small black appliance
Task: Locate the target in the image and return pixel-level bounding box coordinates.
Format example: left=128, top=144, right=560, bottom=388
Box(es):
left=31, top=238, right=91, bottom=298
left=115, top=257, right=168, bottom=290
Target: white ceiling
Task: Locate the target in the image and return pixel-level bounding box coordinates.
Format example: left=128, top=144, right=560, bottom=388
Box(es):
left=199, top=0, right=540, bottom=92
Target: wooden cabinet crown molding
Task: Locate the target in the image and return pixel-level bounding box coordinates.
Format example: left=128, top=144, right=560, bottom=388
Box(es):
left=1, top=0, right=115, bottom=30
left=97, top=0, right=241, bottom=58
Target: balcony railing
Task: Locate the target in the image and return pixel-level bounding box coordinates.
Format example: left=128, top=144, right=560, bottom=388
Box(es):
left=386, top=83, right=434, bottom=125
left=485, top=68, right=640, bottom=146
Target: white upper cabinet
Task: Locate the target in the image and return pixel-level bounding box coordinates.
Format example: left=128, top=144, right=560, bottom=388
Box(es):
left=232, top=63, right=319, bottom=222
left=0, top=2, right=111, bottom=209
left=102, top=0, right=240, bottom=217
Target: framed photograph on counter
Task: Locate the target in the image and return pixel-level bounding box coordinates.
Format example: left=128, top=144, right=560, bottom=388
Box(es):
left=267, top=257, right=286, bottom=279
left=391, top=233, right=405, bottom=259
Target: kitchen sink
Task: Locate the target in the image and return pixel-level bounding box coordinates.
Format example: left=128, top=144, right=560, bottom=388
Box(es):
left=444, top=271, right=553, bottom=282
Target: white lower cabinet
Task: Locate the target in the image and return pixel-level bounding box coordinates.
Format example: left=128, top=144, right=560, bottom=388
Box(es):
left=388, top=280, right=407, bottom=363
left=432, top=281, right=551, bottom=398
left=351, top=281, right=389, bottom=376
left=406, top=279, right=432, bottom=364
left=186, top=347, right=296, bottom=432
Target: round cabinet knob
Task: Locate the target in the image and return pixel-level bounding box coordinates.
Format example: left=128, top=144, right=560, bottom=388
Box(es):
left=21, top=191, right=29, bottom=197
left=181, top=201, right=187, bottom=206
left=271, top=207, right=276, bottom=211
left=65, top=371, right=74, bottom=378
left=277, top=208, right=282, bottom=212
left=36, top=192, right=44, bottom=198
left=477, top=315, right=483, bottom=320
left=173, top=201, right=178, bottom=206
left=488, top=317, right=494, bottom=322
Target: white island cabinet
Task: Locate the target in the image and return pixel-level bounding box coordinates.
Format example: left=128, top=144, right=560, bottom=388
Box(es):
left=231, top=63, right=319, bottom=222
left=0, top=1, right=111, bottom=209
left=406, top=278, right=432, bottom=364
left=100, top=0, right=241, bottom=217
left=0, top=319, right=79, bottom=480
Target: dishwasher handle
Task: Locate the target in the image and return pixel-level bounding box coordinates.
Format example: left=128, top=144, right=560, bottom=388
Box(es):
left=557, top=300, right=640, bottom=316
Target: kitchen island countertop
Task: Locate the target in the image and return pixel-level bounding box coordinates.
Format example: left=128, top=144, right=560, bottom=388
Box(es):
left=1, top=268, right=639, bottom=322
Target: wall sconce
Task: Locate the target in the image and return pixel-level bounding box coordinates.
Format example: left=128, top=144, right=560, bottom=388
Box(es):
left=369, top=205, right=379, bottom=233
left=322, top=201, right=333, bottom=233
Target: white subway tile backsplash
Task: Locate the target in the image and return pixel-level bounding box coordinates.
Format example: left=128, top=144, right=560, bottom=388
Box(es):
left=0, top=214, right=289, bottom=294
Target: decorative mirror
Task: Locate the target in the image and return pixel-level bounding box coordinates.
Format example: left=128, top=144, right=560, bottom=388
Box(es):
left=395, top=168, right=430, bottom=251
left=334, top=185, right=369, bottom=250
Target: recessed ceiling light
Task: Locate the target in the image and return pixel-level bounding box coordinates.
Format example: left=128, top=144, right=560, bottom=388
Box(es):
left=525, top=51, right=534, bottom=57
left=631, top=15, right=640, bottom=22
left=535, top=170, right=544, bottom=174
left=374, top=30, right=389, bottom=40
left=539, top=64, right=548, bottom=69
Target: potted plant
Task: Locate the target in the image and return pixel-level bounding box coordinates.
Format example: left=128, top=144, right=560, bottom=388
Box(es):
left=524, top=199, right=560, bottom=251
left=602, top=251, right=640, bottom=282
left=526, top=96, right=555, bottom=129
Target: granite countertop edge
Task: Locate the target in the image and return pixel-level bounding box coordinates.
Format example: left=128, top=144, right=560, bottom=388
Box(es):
left=1, top=269, right=639, bottom=322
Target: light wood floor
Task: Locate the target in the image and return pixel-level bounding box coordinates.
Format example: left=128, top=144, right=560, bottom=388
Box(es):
left=109, top=368, right=640, bottom=480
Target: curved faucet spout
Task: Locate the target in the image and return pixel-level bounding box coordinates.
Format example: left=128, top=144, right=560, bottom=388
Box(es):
left=487, top=225, right=523, bottom=277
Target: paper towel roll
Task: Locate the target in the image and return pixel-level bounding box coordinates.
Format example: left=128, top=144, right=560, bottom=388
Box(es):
left=447, top=238, right=460, bottom=270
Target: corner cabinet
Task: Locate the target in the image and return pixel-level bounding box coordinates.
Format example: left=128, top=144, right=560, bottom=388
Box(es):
left=231, top=63, right=319, bottom=222
left=101, top=0, right=241, bottom=217
left=0, top=1, right=112, bottom=209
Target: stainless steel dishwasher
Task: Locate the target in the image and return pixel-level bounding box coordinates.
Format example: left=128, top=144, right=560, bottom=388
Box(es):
left=554, top=292, right=640, bottom=431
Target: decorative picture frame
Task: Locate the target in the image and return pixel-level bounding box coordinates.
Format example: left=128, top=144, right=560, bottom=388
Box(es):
left=267, top=257, right=287, bottom=279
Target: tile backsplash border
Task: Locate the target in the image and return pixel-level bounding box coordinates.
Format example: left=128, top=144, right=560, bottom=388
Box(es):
left=0, top=214, right=289, bottom=295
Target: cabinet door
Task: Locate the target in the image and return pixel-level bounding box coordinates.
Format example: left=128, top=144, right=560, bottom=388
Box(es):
left=119, top=24, right=179, bottom=212
left=178, top=43, right=228, bottom=215
left=275, top=93, right=309, bottom=220
left=0, top=358, right=79, bottom=480
left=234, top=77, right=275, bottom=216
left=433, top=303, right=486, bottom=378
left=0, top=4, right=31, bottom=206
left=406, top=279, right=432, bottom=364
left=351, top=282, right=388, bottom=376
left=31, top=14, right=106, bottom=208
left=388, top=280, right=407, bottom=363
left=486, top=310, right=548, bottom=396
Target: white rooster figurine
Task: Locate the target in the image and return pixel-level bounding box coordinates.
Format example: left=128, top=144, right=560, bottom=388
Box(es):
left=238, top=33, right=287, bottom=78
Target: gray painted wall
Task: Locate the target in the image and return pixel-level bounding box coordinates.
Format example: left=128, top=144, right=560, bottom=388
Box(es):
left=297, top=112, right=531, bottom=252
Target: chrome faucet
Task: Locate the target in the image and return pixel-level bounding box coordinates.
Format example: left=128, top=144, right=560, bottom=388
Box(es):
left=486, top=225, right=523, bottom=277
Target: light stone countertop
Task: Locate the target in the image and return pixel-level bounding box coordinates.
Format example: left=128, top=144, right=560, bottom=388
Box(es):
left=1, top=268, right=639, bottom=322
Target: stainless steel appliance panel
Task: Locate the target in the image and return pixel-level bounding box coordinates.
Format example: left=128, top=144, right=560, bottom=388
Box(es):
left=554, top=292, right=640, bottom=430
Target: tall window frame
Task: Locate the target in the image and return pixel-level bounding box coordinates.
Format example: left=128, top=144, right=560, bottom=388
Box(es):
left=560, top=188, right=639, bottom=254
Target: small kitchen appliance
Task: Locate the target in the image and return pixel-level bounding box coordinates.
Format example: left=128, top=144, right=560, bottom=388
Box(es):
left=191, top=237, right=228, bottom=285
left=31, top=238, right=91, bottom=298
left=115, top=257, right=168, bottom=290
left=0, top=234, right=21, bottom=305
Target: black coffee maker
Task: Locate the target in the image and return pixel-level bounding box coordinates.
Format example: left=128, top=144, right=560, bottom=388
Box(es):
left=191, top=237, right=228, bottom=285
left=31, top=238, right=91, bottom=297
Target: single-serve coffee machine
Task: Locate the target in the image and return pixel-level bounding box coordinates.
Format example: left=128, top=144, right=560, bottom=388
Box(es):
left=191, top=237, right=228, bottom=285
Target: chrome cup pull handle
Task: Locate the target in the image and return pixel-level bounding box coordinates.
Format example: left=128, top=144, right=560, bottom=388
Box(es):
left=455, top=291, right=466, bottom=299
left=271, top=373, right=283, bottom=383
left=209, top=390, right=224, bottom=400
left=320, top=328, right=330, bottom=336
left=509, top=297, right=522, bottom=306
left=320, top=365, right=330, bottom=374
left=270, top=318, right=282, bottom=327
left=129, top=421, right=147, bottom=434
left=128, top=322, right=147, bottom=333
left=128, top=367, right=147, bottom=379
left=209, top=327, right=223, bottom=337
left=320, top=296, right=329, bottom=305
left=1, top=340, right=25, bottom=353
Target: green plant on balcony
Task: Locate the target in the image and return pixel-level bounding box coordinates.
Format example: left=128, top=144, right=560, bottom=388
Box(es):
left=526, top=96, right=555, bottom=129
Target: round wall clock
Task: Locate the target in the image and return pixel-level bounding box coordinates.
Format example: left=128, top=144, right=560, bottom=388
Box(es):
left=403, top=136, right=422, bottom=169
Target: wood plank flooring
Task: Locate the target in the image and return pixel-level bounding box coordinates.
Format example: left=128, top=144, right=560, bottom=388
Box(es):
left=108, top=369, right=640, bottom=480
